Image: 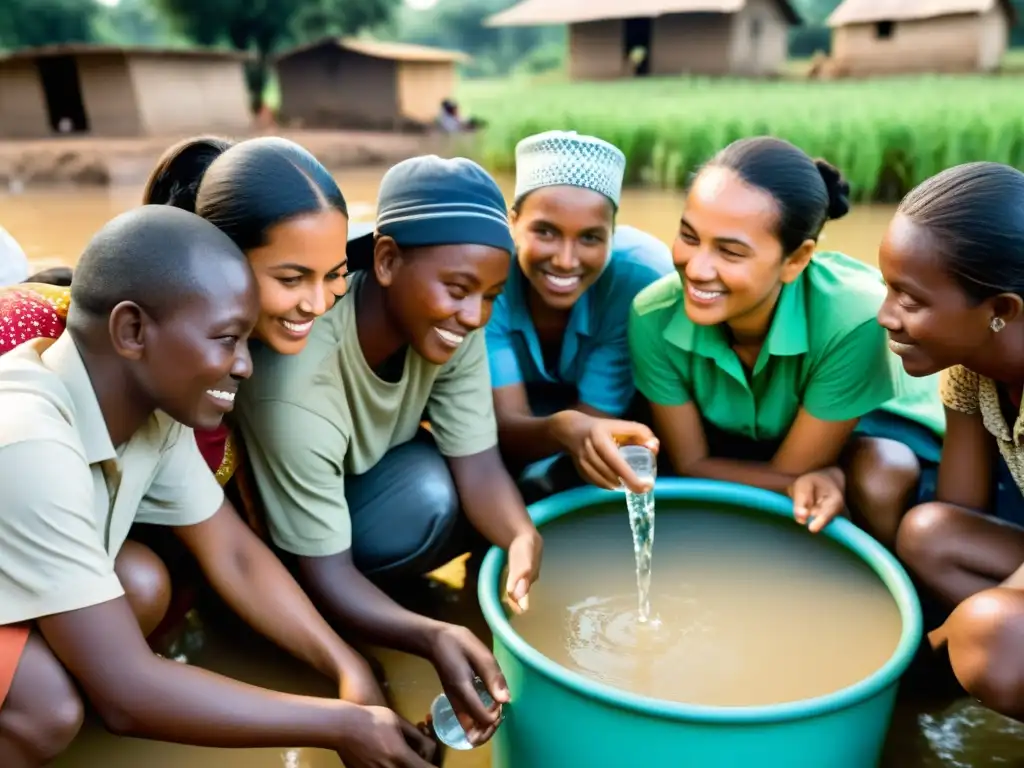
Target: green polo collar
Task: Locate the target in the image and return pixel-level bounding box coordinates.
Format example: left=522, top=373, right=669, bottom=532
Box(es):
left=663, top=273, right=809, bottom=384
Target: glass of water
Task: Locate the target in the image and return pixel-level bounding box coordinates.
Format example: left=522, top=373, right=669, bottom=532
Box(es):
left=619, top=444, right=657, bottom=490
left=430, top=677, right=502, bottom=750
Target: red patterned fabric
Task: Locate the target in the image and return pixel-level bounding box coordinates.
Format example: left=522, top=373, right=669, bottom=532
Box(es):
left=0, top=290, right=66, bottom=354
left=195, top=423, right=230, bottom=475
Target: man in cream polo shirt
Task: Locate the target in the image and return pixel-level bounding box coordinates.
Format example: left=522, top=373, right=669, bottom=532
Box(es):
left=0, top=206, right=436, bottom=768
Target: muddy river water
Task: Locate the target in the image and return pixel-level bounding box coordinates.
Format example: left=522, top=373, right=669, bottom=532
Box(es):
left=3, top=171, right=1023, bottom=767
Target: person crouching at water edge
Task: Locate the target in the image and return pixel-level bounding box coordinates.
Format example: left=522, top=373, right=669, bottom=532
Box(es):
left=0, top=137, right=381, bottom=673
left=628, top=136, right=945, bottom=546
left=0, top=207, right=438, bottom=768
left=235, top=155, right=544, bottom=747
left=485, top=130, right=673, bottom=502
left=871, top=163, right=1024, bottom=722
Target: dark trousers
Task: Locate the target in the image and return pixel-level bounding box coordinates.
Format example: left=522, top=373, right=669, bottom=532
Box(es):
left=346, top=429, right=484, bottom=583
left=134, top=430, right=482, bottom=651
left=916, top=453, right=1024, bottom=526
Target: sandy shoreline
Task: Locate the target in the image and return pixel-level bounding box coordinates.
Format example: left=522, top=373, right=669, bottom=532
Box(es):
left=0, top=129, right=457, bottom=187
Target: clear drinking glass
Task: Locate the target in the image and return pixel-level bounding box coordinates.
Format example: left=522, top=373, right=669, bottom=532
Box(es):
left=619, top=444, right=657, bottom=490
left=430, top=677, right=502, bottom=750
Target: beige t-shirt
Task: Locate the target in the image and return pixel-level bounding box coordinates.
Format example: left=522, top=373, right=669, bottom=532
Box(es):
left=236, top=271, right=498, bottom=558
left=0, top=334, right=224, bottom=626
left=941, top=364, right=1024, bottom=494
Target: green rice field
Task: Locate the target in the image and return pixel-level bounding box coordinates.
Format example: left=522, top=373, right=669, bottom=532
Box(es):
left=458, top=74, right=1024, bottom=202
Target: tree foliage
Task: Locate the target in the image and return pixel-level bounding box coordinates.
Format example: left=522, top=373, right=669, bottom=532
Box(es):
left=93, top=0, right=183, bottom=46
left=396, top=0, right=564, bottom=77
left=153, top=0, right=400, bottom=109
left=790, top=0, right=840, bottom=25
left=0, top=0, right=100, bottom=49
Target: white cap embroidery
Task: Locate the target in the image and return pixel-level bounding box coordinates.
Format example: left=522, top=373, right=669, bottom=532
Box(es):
left=514, top=130, right=626, bottom=209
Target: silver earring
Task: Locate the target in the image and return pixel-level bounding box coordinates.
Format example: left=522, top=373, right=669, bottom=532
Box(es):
left=991, top=317, right=1006, bottom=333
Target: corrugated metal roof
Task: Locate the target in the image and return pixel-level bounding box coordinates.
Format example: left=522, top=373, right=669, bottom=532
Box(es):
left=275, top=37, right=470, bottom=64
left=486, top=0, right=800, bottom=27
left=0, top=43, right=251, bottom=63
left=827, top=0, right=1015, bottom=26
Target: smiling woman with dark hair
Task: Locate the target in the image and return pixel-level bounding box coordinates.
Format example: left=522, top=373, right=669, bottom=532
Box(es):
left=875, top=162, right=1024, bottom=721
left=3, top=135, right=354, bottom=480
left=629, top=136, right=945, bottom=545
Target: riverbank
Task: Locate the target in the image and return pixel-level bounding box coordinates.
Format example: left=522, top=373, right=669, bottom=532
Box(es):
left=0, top=129, right=449, bottom=187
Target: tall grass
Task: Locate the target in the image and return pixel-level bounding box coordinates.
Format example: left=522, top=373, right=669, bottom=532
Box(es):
left=458, top=75, right=1024, bottom=202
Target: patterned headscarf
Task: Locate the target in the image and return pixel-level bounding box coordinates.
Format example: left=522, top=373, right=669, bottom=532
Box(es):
left=513, top=130, right=627, bottom=210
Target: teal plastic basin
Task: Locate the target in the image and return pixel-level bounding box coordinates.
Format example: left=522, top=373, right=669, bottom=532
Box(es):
left=478, top=478, right=923, bottom=768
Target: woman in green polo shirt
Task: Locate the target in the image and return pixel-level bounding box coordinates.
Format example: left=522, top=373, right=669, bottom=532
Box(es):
left=628, top=136, right=944, bottom=546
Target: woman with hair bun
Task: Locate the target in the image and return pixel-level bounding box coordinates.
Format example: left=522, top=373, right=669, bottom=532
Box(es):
left=628, top=136, right=944, bottom=544
left=142, top=135, right=235, bottom=212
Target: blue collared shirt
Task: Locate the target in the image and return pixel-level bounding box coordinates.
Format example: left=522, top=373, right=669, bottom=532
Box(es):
left=487, top=225, right=673, bottom=416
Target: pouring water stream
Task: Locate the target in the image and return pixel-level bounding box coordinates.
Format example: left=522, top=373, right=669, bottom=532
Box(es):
left=619, top=445, right=657, bottom=624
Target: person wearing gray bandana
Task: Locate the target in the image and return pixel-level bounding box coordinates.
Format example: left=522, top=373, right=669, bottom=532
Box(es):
left=236, top=155, right=543, bottom=749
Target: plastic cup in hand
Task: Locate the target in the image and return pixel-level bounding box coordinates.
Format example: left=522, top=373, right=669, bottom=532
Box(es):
left=430, top=677, right=502, bottom=750
left=619, top=444, right=656, bottom=490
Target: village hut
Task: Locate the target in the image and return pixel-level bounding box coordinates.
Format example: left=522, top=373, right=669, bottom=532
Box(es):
left=0, top=44, right=252, bottom=139
left=826, top=0, right=1015, bottom=76
left=485, top=0, right=801, bottom=79
left=273, top=38, right=470, bottom=131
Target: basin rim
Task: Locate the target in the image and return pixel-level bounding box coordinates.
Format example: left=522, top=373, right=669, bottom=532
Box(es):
left=478, top=477, right=923, bottom=724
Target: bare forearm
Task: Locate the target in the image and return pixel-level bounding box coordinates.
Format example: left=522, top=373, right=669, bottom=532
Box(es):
left=200, top=543, right=366, bottom=681
left=497, top=411, right=563, bottom=464
left=676, top=457, right=798, bottom=494
left=299, top=555, right=443, bottom=659
left=96, top=656, right=352, bottom=747
left=39, top=605, right=355, bottom=751
left=460, top=470, right=535, bottom=549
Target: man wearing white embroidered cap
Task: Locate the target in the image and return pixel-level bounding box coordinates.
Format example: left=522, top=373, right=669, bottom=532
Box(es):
left=487, top=130, right=674, bottom=500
